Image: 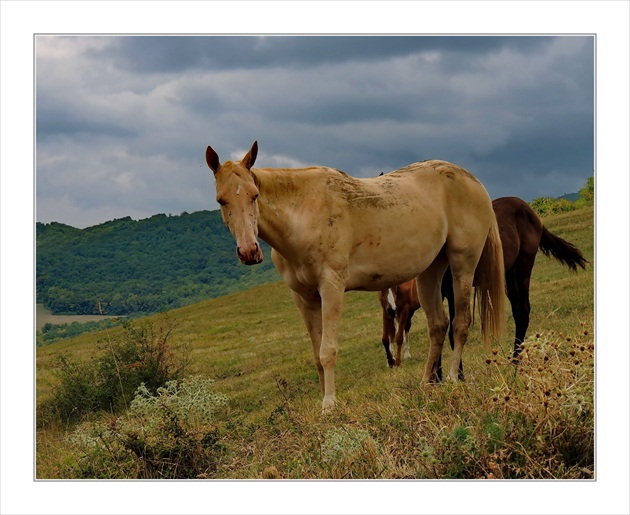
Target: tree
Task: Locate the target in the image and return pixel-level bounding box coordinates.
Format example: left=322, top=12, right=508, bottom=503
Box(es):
left=578, top=177, right=594, bottom=204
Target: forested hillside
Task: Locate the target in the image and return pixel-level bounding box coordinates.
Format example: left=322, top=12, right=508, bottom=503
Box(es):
left=37, top=178, right=592, bottom=318
left=36, top=211, right=280, bottom=316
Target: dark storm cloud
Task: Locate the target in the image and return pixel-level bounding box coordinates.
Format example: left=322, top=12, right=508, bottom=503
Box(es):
left=94, top=35, right=551, bottom=74
left=36, top=35, right=594, bottom=228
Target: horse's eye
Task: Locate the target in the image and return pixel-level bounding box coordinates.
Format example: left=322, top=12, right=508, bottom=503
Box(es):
left=252, top=194, right=259, bottom=203
left=217, top=198, right=227, bottom=206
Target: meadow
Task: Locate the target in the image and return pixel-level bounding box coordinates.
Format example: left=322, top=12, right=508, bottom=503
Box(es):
left=36, top=206, right=594, bottom=479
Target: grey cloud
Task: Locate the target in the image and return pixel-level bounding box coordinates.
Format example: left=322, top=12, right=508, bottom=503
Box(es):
left=92, top=35, right=553, bottom=74
left=37, top=104, right=137, bottom=141
left=36, top=35, right=594, bottom=228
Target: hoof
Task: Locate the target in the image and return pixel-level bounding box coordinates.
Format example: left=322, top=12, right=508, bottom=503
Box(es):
left=321, top=395, right=337, bottom=413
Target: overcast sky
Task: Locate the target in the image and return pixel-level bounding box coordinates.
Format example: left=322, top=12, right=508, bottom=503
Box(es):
left=36, top=35, right=594, bottom=228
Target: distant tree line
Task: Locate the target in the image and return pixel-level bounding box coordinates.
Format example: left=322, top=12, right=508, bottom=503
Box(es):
left=37, top=318, right=125, bottom=347
left=36, top=211, right=280, bottom=317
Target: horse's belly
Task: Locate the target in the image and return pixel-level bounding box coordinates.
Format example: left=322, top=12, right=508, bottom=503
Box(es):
left=345, top=246, right=440, bottom=292
left=344, top=207, right=447, bottom=291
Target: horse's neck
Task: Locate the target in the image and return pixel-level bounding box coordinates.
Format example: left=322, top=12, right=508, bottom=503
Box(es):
left=252, top=168, right=307, bottom=253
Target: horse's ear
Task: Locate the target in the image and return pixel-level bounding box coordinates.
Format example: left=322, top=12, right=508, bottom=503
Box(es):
left=242, top=141, right=258, bottom=170
left=206, top=145, right=220, bottom=174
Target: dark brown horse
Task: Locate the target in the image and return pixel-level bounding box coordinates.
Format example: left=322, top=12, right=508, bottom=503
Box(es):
left=440, top=196, right=588, bottom=380
left=378, top=280, right=420, bottom=367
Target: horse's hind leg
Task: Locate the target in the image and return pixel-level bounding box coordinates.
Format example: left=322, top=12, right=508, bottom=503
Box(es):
left=439, top=268, right=455, bottom=381
left=417, top=255, right=450, bottom=384
left=447, top=256, right=477, bottom=383
left=402, top=311, right=413, bottom=360
left=508, top=257, right=534, bottom=361
left=439, top=267, right=465, bottom=381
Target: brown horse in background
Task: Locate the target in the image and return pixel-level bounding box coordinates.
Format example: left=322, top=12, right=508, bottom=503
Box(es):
left=440, top=196, right=588, bottom=380
left=379, top=280, right=420, bottom=367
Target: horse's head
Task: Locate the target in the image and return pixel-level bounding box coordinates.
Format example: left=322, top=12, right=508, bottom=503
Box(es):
left=206, top=141, right=263, bottom=265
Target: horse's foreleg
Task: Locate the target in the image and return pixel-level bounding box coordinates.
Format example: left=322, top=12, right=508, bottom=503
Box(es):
left=395, top=305, right=410, bottom=366
left=381, top=310, right=396, bottom=368
left=291, top=291, right=325, bottom=395
left=417, top=257, right=449, bottom=384
left=318, top=271, right=347, bottom=410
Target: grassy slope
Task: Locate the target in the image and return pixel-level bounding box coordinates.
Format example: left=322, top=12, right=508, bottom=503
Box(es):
left=36, top=206, right=594, bottom=478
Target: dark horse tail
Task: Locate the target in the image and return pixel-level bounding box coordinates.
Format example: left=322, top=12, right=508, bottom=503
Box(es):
left=539, top=226, right=588, bottom=271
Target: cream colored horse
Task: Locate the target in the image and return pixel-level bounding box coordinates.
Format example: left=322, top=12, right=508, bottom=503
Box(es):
left=206, top=141, right=506, bottom=410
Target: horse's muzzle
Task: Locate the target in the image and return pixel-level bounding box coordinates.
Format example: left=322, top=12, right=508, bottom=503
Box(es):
left=236, top=244, right=263, bottom=265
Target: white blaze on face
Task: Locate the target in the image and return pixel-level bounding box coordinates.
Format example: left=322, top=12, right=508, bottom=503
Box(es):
left=236, top=184, right=242, bottom=195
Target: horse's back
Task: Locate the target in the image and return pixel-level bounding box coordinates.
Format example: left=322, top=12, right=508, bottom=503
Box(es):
left=361, top=160, right=493, bottom=224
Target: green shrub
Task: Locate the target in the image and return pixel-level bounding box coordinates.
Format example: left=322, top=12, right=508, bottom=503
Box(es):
left=38, top=316, right=190, bottom=426
left=530, top=196, right=577, bottom=217
left=67, top=376, right=227, bottom=478
left=530, top=176, right=594, bottom=216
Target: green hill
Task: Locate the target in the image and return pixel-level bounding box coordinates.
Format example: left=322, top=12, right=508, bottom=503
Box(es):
left=36, top=210, right=280, bottom=316
left=36, top=206, right=594, bottom=479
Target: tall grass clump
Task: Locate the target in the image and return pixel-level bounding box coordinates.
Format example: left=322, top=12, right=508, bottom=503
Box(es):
left=37, top=316, right=190, bottom=428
